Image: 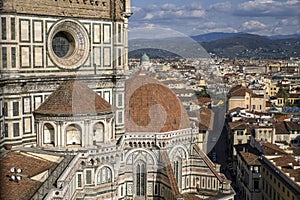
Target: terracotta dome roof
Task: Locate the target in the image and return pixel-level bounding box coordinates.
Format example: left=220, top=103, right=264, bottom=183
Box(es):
left=34, top=80, right=112, bottom=116
left=125, top=74, right=190, bottom=133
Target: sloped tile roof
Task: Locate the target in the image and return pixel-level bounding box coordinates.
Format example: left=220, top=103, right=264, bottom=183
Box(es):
left=228, top=85, right=253, bottom=97
left=125, top=74, right=190, bottom=133
left=260, top=142, right=288, bottom=155
left=0, top=151, right=57, bottom=200
left=199, top=108, right=214, bottom=130
left=239, top=151, right=261, bottom=166
left=34, top=80, right=112, bottom=116
left=285, top=121, right=300, bottom=131
left=275, top=121, right=290, bottom=134
left=228, top=121, right=246, bottom=130
left=271, top=155, right=298, bottom=166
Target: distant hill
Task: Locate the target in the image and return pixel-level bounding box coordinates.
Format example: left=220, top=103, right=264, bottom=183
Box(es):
left=191, top=32, right=242, bottom=42
left=268, top=34, right=300, bottom=40
left=129, top=33, right=300, bottom=59
left=129, top=48, right=181, bottom=59
left=201, top=33, right=300, bottom=59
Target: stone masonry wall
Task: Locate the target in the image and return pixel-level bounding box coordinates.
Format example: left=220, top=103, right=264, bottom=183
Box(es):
left=1, top=0, right=125, bottom=19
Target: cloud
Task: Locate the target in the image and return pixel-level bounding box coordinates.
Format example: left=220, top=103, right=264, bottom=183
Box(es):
left=209, top=1, right=232, bottom=12
left=235, top=0, right=300, bottom=17
left=241, top=20, right=267, bottom=32
left=129, top=25, right=190, bottom=40
left=132, top=3, right=206, bottom=21
left=129, top=0, right=299, bottom=37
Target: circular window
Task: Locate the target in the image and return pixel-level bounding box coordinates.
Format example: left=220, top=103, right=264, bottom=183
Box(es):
left=52, top=32, right=75, bottom=58
left=47, top=20, right=90, bottom=70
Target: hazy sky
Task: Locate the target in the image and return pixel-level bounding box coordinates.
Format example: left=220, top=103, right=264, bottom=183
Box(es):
left=129, top=0, right=300, bottom=39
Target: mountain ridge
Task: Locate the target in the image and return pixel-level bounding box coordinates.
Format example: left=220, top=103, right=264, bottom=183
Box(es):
left=129, top=33, right=300, bottom=59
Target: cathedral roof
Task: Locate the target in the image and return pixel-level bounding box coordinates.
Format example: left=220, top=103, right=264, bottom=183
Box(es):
left=0, top=151, right=58, bottom=200
left=34, top=80, right=112, bottom=116
left=125, top=73, right=190, bottom=133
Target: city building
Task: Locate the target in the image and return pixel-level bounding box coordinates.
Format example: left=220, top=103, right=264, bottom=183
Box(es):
left=236, top=151, right=261, bottom=200
left=228, top=85, right=266, bottom=112
left=0, top=1, right=235, bottom=199
left=260, top=153, right=300, bottom=200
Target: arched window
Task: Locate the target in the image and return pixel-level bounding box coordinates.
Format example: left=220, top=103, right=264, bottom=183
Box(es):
left=135, top=161, right=146, bottom=196
left=66, top=124, right=81, bottom=145
left=173, top=157, right=182, bottom=189
left=43, top=123, right=55, bottom=145
left=196, top=178, right=200, bottom=189
left=97, top=166, right=112, bottom=184
left=93, top=122, right=104, bottom=143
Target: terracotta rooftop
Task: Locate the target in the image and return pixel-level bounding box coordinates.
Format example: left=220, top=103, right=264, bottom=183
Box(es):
left=282, top=168, right=300, bottom=183
left=228, top=121, right=246, bottom=130
left=34, top=80, right=112, bottom=116
left=271, top=155, right=299, bottom=167
left=199, top=108, right=214, bottom=131
left=260, top=142, right=288, bottom=155
left=0, top=151, right=57, bottom=200
left=275, top=121, right=290, bottom=135
left=239, top=151, right=261, bottom=166
left=228, top=85, right=253, bottom=97
left=228, top=107, right=245, bottom=114
left=285, top=121, right=300, bottom=131
left=198, top=97, right=212, bottom=105
left=125, top=74, right=190, bottom=133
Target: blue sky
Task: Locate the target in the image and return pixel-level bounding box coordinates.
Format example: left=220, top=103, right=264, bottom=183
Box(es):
left=129, top=0, right=300, bottom=39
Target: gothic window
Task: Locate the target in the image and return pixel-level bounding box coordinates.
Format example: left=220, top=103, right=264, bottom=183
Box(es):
left=135, top=161, right=146, bottom=196
left=43, top=123, right=55, bottom=145
left=86, top=170, right=92, bottom=185
left=173, top=157, right=182, bottom=189
left=4, top=123, right=8, bottom=138
left=93, top=122, right=104, bottom=143
left=77, top=173, right=83, bottom=188
left=3, top=102, right=8, bottom=116
left=11, top=18, right=15, bottom=40
left=2, top=47, right=7, bottom=68
left=118, top=23, right=122, bottom=43
left=66, top=124, right=81, bottom=145
left=11, top=47, right=16, bottom=68
left=13, top=123, right=19, bottom=137
left=117, top=94, right=123, bottom=107
left=12, top=102, right=19, bottom=116
left=118, top=111, right=123, bottom=124
left=118, top=48, right=122, bottom=66
left=1, top=17, right=6, bottom=40
left=97, top=166, right=112, bottom=184
left=196, top=178, right=200, bottom=189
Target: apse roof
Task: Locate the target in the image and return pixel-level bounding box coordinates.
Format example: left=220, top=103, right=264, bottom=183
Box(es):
left=34, top=80, right=112, bottom=116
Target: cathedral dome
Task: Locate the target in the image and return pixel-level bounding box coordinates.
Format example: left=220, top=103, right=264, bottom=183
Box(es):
left=125, top=74, right=191, bottom=133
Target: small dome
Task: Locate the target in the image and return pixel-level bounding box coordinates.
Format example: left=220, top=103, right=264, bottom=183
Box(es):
left=125, top=74, right=191, bottom=133
left=141, top=53, right=150, bottom=62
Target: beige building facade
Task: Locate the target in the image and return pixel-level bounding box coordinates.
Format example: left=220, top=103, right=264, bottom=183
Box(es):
left=228, top=85, right=266, bottom=112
